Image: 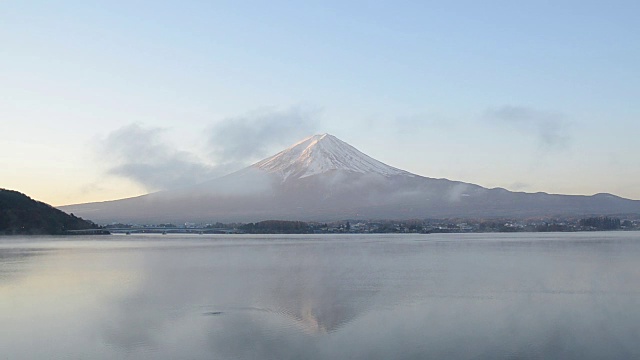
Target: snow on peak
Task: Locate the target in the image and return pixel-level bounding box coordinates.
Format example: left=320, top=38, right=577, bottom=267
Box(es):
left=254, top=133, right=410, bottom=180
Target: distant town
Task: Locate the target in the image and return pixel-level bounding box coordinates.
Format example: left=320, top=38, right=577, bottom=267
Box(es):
left=103, top=216, right=640, bottom=235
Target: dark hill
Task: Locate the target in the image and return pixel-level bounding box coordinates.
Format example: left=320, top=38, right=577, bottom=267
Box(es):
left=0, top=189, right=98, bottom=235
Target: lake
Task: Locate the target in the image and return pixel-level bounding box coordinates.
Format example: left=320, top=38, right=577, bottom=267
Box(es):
left=1, top=232, right=640, bottom=359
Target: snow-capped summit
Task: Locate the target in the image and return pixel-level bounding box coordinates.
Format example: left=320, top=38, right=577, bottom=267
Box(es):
left=254, top=133, right=409, bottom=181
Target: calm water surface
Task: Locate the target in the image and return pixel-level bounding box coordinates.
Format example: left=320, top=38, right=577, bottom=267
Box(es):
left=1, top=232, right=640, bottom=359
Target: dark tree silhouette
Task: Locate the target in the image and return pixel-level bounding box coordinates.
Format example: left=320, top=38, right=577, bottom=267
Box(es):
left=0, top=189, right=98, bottom=235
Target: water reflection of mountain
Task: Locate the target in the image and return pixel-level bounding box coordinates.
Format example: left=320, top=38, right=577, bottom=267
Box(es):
left=92, top=238, right=422, bottom=356
left=265, top=256, right=381, bottom=334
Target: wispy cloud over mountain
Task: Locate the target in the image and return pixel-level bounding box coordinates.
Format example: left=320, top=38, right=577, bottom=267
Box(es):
left=207, top=106, right=321, bottom=164
left=97, top=107, right=322, bottom=191
left=97, top=124, right=220, bottom=191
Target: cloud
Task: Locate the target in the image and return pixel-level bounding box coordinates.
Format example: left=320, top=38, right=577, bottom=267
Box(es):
left=208, top=106, right=321, bottom=164
left=97, top=107, right=322, bottom=191
left=97, top=124, right=222, bottom=191
left=484, top=106, right=571, bottom=150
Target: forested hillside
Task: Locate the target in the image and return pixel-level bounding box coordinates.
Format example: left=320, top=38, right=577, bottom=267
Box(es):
left=0, top=189, right=97, bottom=235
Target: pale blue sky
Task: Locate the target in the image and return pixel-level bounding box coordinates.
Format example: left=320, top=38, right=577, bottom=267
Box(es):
left=2, top=1, right=639, bottom=205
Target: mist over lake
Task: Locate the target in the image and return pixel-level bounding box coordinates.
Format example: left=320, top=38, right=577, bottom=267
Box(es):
left=2, top=233, right=640, bottom=359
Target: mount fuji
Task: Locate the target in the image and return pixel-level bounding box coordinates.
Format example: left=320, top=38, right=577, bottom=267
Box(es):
left=60, top=134, right=640, bottom=224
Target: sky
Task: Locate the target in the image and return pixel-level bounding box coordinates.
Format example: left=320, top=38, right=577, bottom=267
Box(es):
left=2, top=0, right=639, bottom=206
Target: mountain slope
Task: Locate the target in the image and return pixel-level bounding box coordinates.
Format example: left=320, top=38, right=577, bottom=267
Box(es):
left=59, top=134, right=640, bottom=224
left=1, top=189, right=98, bottom=234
